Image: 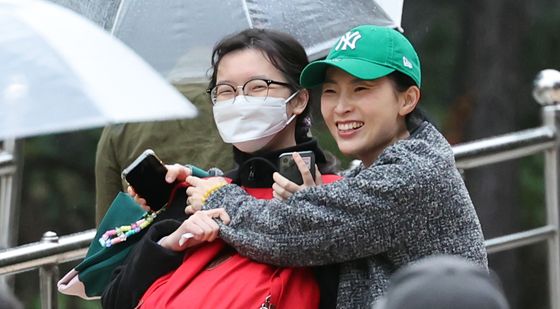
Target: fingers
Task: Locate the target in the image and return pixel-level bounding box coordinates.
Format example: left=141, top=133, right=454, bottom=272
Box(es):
left=185, top=177, right=228, bottom=214
left=189, top=209, right=229, bottom=241
left=314, top=165, right=323, bottom=185
left=273, top=172, right=301, bottom=199
left=186, top=195, right=195, bottom=206
left=185, top=186, right=204, bottom=214
left=127, top=186, right=136, bottom=196
left=127, top=186, right=150, bottom=211
left=165, top=164, right=181, bottom=183
left=205, top=208, right=231, bottom=225
left=186, top=186, right=197, bottom=196
left=187, top=176, right=227, bottom=188
left=272, top=190, right=282, bottom=200
left=191, top=214, right=220, bottom=241
left=292, top=152, right=315, bottom=187
left=185, top=205, right=197, bottom=215
left=272, top=153, right=320, bottom=200
left=186, top=175, right=202, bottom=186
left=179, top=212, right=222, bottom=243
left=159, top=217, right=206, bottom=251
left=165, top=164, right=191, bottom=183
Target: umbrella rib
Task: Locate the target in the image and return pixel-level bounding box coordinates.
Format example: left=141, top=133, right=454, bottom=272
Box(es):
left=110, top=0, right=127, bottom=35
left=241, top=0, right=253, bottom=28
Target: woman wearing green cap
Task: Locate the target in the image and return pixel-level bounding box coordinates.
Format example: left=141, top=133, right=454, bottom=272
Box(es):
left=181, top=25, right=488, bottom=308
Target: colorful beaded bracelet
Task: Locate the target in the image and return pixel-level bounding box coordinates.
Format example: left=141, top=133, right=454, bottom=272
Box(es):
left=98, top=207, right=165, bottom=248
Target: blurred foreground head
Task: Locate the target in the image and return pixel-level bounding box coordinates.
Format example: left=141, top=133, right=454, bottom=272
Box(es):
left=374, top=255, right=509, bottom=309
left=0, top=287, right=22, bottom=309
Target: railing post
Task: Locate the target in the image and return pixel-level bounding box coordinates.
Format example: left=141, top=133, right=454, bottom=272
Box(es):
left=39, top=231, right=59, bottom=309
left=533, top=69, right=560, bottom=309
left=0, top=139, right=22, bottom=291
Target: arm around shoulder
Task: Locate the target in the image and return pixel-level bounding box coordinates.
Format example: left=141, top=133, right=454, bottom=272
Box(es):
left=206, top=165, right=420, bottom=266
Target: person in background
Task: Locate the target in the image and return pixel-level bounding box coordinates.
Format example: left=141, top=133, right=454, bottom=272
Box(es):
left=183, top=24, right=488, bottom=308
left=373, top=255, right=509, bottom=309
left=94, top=83, right=233, bottom=224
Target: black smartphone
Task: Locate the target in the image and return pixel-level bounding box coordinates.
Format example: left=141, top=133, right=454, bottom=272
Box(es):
left=278, top=151, right=316, bottom=185
left=121, top=149, right=174, bottom=211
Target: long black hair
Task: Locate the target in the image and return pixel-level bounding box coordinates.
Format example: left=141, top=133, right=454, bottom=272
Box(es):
left=208, top=28, right=312, bottom=143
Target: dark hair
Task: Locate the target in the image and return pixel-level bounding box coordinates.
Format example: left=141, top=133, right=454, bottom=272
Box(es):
left=209, top=28, right=312, bottom=143
left=387, top=70, right=417, bottom=93
left=386, top=70, right=425, bottom=130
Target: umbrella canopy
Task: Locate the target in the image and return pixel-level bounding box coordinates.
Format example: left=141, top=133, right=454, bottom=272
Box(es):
left=109, top=0, right=403, bottom=84
left=0, top=0, right=198, bottom=140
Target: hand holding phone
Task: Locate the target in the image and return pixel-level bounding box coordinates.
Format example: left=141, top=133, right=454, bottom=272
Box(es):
left=278, top=151, right=316, bottom=185
left=121, top=149, right=175, bottom=211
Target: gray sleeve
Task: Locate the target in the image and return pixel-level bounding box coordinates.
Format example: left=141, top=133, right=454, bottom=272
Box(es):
left=205, top=162, right=429, bottom=267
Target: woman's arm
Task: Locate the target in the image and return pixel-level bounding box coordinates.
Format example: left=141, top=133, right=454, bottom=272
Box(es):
left=201, top=162, right=431, bottom=266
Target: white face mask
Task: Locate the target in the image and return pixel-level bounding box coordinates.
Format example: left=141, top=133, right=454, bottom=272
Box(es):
left=213, top=92, right=299, bottom=153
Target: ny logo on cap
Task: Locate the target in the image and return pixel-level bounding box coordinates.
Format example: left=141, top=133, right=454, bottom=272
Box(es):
left=335, top=31, right=362, bottom=51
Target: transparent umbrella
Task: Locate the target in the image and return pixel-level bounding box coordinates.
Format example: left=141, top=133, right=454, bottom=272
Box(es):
left=0, top=0, right=198, bottom=140
left=109, top=0, right=404, bottom=84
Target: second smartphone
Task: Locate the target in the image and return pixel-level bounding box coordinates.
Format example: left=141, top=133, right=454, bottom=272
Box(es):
left=278, top=150, right=316, bottom=185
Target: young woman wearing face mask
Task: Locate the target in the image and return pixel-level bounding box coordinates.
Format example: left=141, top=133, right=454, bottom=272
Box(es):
left=181, top=25, right=488, bottom=308
left=101, top=28, right=340, bottom=309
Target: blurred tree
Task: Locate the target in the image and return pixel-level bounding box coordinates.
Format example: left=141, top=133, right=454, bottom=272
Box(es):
left=459, top=1, right=529, bottom=307
left=403, top=1, right=560, bottom=308
left=16, top=129, right=100, bottom=309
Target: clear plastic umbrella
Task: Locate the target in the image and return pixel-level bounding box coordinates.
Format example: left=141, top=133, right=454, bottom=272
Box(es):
left=0, top=0, right=198, bottom=140
left=109, top=0, right=403, bottom=84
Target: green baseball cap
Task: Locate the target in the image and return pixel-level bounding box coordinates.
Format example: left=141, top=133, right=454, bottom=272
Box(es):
left=300, top=25, right=421, bottom=88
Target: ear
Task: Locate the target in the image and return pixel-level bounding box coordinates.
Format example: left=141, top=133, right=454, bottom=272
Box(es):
left=289, top=89, right=309, bottom=115
left=398, top=86, right=421, bottom=116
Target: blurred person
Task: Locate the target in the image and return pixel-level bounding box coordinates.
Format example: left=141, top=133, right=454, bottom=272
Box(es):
left=0, top=287, right=22, bottom=309
left=101, top=28, right=339, bottom=309
left=373, top=255, right=509, bottom=309
left=183, top=24, right=488, bottom=308
left=94, top=82, right=233, bottom=225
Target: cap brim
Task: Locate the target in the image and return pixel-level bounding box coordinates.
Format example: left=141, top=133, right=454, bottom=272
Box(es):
left=300, top=58, right=395, bottom=88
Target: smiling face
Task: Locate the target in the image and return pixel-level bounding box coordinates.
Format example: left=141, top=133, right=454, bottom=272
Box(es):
left=320, top=67, right=419, bottom=166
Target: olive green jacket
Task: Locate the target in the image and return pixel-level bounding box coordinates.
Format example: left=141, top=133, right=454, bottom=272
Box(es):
left=94, top=83, right=233, bottom=224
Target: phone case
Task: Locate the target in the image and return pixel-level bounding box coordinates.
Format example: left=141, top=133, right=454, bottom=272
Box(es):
left=121, top=149, right=156, bottom=180
left=278, top=151, right=315, bottom=185
left=121, top=149, right=174, bottom=211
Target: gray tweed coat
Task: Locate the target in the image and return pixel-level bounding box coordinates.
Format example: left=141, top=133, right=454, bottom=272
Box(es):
left=203, top=121, right=488, bottom=309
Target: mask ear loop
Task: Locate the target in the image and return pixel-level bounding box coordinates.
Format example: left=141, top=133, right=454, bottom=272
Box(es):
left=286, top=114, right=297, bottom=125
left=284, top=89, right=302, bottom=125
left=284, top=89, right=301, bottom=103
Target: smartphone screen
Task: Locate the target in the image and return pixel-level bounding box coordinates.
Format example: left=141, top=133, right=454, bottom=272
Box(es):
left=121, top=149, right=174, bottom=211
left=278, top=151, right=315, bottom=185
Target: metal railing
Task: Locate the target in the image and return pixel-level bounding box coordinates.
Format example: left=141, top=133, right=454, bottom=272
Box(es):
left=0, top=139, right=19, bottom=252
left=1, top=75, right=559, bottom=309
left=0, top=139, right=21, bottom=295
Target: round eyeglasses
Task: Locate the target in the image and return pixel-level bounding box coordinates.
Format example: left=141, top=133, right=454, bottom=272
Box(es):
left=208, top=78, right=293, bottom=105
